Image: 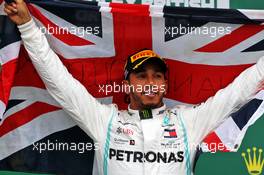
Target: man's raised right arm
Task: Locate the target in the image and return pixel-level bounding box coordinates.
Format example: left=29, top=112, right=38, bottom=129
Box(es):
left=4, top=0, right=114, bottom=141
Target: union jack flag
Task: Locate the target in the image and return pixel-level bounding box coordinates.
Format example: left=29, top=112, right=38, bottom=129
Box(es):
left=1, top=0, right=264, bottom=174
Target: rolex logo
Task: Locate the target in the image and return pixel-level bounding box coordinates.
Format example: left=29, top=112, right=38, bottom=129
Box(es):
left=241, top=147, right=264, bottom=175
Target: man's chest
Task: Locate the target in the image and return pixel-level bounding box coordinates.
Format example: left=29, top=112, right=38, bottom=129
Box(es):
left=107, top=112, right=187, bottom=164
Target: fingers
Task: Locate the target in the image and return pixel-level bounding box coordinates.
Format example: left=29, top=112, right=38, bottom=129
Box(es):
left=4, top=4, right=13, bottom=15
left=3, top=6, right=12, bottom=15
left=11, top=2, right=17, bottom=8
left=4, top=3, right=18, bottom=14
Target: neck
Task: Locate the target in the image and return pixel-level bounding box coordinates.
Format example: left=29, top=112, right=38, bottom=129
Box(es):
left=129, top=102, right=164, bottom=110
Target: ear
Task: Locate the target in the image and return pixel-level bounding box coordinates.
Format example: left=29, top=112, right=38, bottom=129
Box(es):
left=122, top=80, right=130, bottom=94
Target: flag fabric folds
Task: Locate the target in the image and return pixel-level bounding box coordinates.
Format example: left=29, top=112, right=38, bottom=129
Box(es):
left=1, top=0, right=264, bottom=174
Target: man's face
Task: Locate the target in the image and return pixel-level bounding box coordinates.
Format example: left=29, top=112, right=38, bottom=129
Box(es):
left=124, top=62, right=167, bottom=110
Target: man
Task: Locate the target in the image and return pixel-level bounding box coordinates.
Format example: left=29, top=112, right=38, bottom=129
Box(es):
left=4, top=1, right=264, bottom=175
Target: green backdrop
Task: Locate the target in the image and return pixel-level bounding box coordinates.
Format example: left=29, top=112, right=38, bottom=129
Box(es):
left=231, top=0, right=264, bottom=9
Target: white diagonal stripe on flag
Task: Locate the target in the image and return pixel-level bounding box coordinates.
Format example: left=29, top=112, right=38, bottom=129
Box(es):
left=3, top=87, right=113, bottom=121
left=223, top=30, right=264, bottom=56
left=152, top=18, right=264, bottom=65
left=0, top=100, right=5, bottom=120
left=0, top=110, right=76, bottom=161
left=0, top=2, right=6, bottom=16
left=31, top=4, right=115, bottom=59
left=239, top=9, right=264, bottom=20
left=0, top=41, right=21, bottom=65
left=2, top=87, right=61, bottom=120
left=214, top=117, right=241, bottom=151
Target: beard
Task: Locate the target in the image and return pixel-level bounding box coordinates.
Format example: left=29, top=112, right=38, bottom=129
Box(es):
left=130, top=91, right=165, bottom=110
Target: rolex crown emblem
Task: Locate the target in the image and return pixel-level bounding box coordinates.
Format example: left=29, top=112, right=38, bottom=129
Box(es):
left=241, top=147, right=264, bottom=175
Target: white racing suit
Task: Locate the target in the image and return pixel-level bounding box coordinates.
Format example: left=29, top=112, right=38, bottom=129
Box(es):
left=18, top=19, right=264, bottom=175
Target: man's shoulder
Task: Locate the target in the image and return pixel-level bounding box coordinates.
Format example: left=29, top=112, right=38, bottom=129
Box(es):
left=167, top=103, right=200, bottom=115
left=168, top=104, right=190, bottom=111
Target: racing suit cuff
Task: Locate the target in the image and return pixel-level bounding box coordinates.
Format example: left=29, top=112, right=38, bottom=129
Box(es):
left=18, top=18, right=38, bottom=39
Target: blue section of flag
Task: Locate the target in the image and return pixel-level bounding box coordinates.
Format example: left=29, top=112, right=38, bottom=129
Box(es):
left=231, top=99, right=262, bottom=130
left=242, top=39, right=264, bottom=52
